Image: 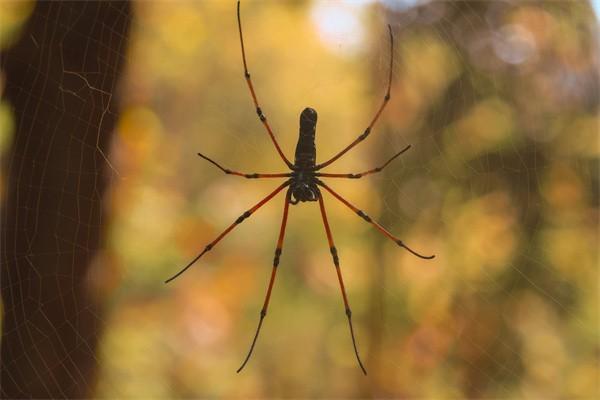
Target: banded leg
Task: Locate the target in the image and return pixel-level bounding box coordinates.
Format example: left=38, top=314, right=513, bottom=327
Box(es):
left=237, top=1, right=293, bottom=169
left=315, top=25, right=394, bottom=170
left=198, top=152, right=291, bottom=179
left=316, top=145, right=411, bottom=179
left=318, top=194, right=367, bottom=375
left=317, top=181, right=435, bottom=260
left=237, top=189, right=292, bottom=373
left=165, top=180, right=291, bottom=283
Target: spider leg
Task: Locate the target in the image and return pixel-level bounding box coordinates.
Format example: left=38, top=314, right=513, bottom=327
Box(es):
left=165, top=180, right=291, bottom=283
left=315, top=25, right=394, bottom=171
left=317, top=181, right=435, bottom=260
left=318, top=193, right=367, bottom=375
left=237, top=189, right=292, bottom=373
left=316, top=145, right=411, bottom=179
left=198, top=152, right=291, bottom=179
left=237, top=1, right=294, bottom=169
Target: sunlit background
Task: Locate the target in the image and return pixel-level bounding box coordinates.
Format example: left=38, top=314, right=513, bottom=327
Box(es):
left=1, top=0, right=598, bottom=398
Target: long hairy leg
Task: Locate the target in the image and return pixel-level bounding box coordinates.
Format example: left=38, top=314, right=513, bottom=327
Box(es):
left=317, top=180, right=435, bottom=260
left=197, top=152, right=291, bottom=179
left=165, top=180, right=290, bottom=283
left=318, top=193, right=368, bottom=375
left=237, top=1, right=293, bottom=168
left=237, top=190, right=292, bottom=373
left=316, top=145, right=411, bottom=179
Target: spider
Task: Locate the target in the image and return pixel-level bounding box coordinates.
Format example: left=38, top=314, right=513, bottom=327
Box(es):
left=166, top=1, right=435, bottom=375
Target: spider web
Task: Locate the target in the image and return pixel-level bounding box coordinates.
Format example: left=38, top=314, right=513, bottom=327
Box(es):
left=1, top=1, right=598, bottom=398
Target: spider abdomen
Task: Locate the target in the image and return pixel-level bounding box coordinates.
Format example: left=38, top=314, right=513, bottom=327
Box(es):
left=294, top=107, right=317, bottom=169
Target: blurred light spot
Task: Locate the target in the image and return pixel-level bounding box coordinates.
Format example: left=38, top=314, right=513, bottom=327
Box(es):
left=153, top=3, right=204, bottom=56
left=381, top=0, right=426, bottom=12
left=493, top=24, right=537, bottom=65
left=0, top=101, right=15, bottom=155
left=401, top=34, right=460, bottom=111
left=182, top=297, right=230, bottom=347
left=513, top=292, right=566, bottom=395
left=445, top=191, right=518, bottom=282
left=310, top=1, right=371, bottom=56
left=541, top=163, right=584, bottom=212
left=562, top=116, right=600, bottom=157
left=117, top=106, right=161, bottom=164
left=592, top=0, right=600, bottom=21
left=446, top=97, right=515, bottom=160
left=118, top=184, right=181, bottom=282
left=0, top=0, right=34, bottom=49
left=510, top=6, right=555, bottom=51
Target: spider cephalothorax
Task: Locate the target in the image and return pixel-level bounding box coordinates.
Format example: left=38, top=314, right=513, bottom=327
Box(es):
left=289, top=171, right=319, bottom=204
left=166, top=0, right=435, bottom=376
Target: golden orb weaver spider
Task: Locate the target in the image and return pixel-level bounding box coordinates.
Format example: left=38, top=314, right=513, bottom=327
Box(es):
left=165, top=1, right=435, bottom=375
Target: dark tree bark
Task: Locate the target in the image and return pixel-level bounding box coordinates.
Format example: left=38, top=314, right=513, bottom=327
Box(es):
left=1, top=2, right=131, bottom=398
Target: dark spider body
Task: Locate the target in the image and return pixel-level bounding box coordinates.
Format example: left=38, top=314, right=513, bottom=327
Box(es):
left=290, top=107, right=319, bottom=204
left=166, top=0, right=434, bottom=377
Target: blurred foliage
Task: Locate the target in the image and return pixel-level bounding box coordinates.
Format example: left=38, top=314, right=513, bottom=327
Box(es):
left=4, top=0, right=598, bottom=398
left=0, top=0, right=33, bottom=200
left=96, top=0, right=598, bottom=397
left=0, top=0, right=34, bottom=50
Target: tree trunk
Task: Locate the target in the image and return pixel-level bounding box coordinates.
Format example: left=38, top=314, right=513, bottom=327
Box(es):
left=1, top=2, right=131, bottom=397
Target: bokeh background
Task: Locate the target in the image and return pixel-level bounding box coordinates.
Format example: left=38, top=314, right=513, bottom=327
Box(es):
left=1, top=0, right=598, bottom=398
